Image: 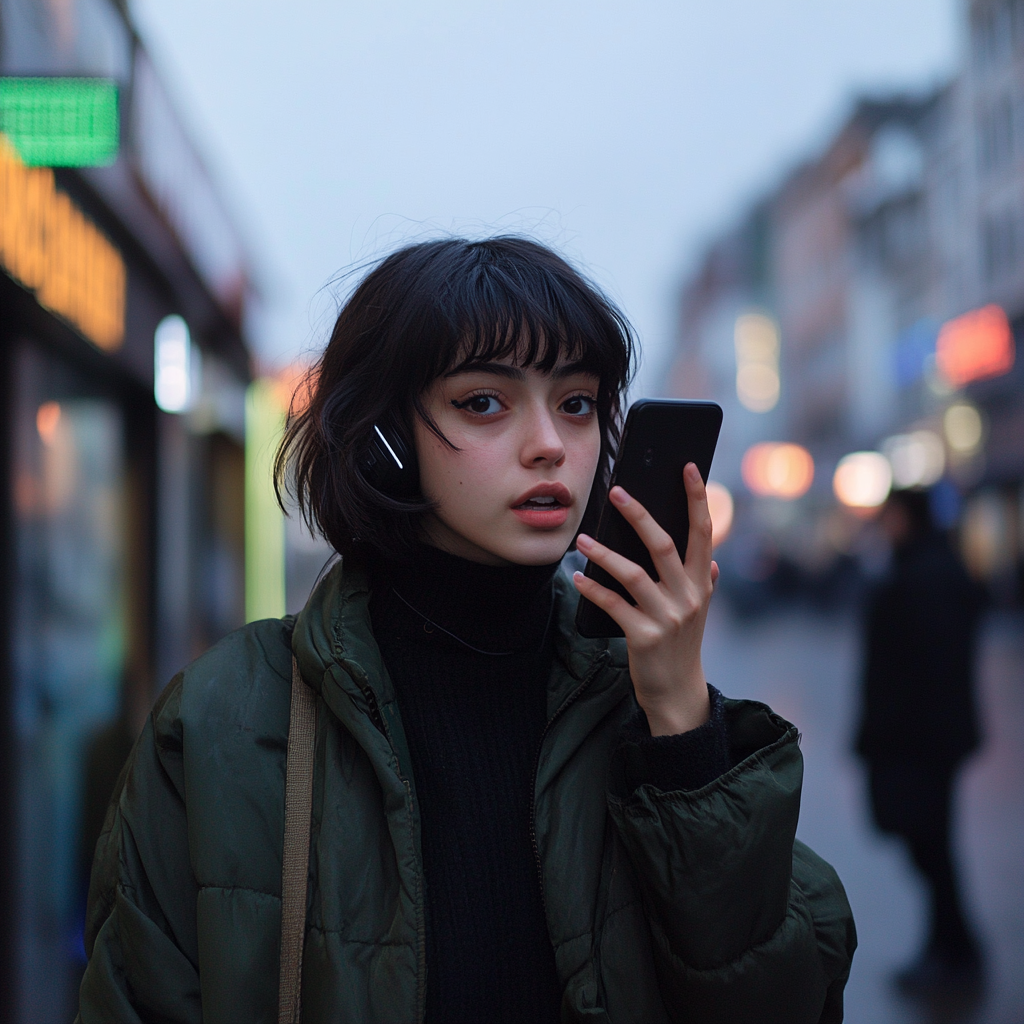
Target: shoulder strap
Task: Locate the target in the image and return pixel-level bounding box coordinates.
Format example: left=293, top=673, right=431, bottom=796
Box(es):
left=278, top=655, right=317, bottom=1024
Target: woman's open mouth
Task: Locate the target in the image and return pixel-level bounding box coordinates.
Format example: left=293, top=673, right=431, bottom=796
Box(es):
left=511, top=485, right=571, bottom=529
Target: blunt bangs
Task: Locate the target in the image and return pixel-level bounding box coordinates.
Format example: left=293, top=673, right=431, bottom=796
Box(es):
left=425, top=254, right=629, bottom=381
left=276, top=236, right=636, bottom=558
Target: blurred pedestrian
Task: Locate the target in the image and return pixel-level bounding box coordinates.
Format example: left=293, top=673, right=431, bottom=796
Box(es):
left=857, top=487, right=984, bottom=997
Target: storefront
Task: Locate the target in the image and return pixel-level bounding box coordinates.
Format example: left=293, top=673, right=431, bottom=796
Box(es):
left=0, top=3, right=257, bottom=1019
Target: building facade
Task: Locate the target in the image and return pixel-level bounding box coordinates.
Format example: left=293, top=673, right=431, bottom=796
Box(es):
left=0, top=1, right=258, bottom=1018
left=667, top=0, right=1024, bottom=605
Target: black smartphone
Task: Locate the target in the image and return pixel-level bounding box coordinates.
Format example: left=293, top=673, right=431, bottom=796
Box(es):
left=574, top=399, right=723, bottom=639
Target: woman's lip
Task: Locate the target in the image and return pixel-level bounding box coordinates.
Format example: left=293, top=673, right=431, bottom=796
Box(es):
left=512, top=506, right=570, bottom=530
left=511, top=482, right=573, bottom=507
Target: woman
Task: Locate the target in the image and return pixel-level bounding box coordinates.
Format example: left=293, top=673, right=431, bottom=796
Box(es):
left=79, top=237, right=855, bottom=1023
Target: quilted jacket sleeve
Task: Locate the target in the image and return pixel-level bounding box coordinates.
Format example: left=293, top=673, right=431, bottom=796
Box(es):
left=77, top=675, right=203, bottom=1024
left=607, top=698, right=856, bottom=1024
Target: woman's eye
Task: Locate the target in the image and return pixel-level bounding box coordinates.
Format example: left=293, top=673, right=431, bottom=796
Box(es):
left=561, top=395, right=596, bottom=416
left=454, top=394, right=503, bottom=415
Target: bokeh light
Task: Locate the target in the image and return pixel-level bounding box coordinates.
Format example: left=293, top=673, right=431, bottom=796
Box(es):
left=741, top=442, right=814, bottom=499
left=944, top=402, right=984, bottom=454
left=706, top=480, right=734, bottom=548
left=734, top=313, right=781, bottom=413
left=882, top=430, right=945, bottom=488
left=154, top=315, right=192, bottom=413
left=36, top=401, right=61, bottom=446
left=832, top=451, right=892, bottom=509
left=936, top=304, right=1014, bottom=387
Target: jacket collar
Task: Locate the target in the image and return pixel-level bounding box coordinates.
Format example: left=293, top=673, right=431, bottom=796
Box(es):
left=291, top=557, right=629, bottom=738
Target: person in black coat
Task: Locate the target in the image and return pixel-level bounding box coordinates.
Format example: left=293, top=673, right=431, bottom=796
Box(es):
left=856, top=487, right=984, bottom=996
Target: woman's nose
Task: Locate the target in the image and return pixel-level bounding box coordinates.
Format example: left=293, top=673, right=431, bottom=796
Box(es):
left=521, top=410, right=565, bottom=466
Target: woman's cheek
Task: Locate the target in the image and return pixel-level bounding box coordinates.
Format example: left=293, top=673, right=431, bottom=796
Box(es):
left=570, top=422, right=602, bottom=484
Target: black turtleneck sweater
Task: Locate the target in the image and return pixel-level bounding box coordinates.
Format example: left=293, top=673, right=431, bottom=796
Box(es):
left=368, top=545, right=730, bottom=1024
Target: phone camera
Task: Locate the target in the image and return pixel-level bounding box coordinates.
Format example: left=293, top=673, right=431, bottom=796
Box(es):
left=643, top=447, right=654, bottom=467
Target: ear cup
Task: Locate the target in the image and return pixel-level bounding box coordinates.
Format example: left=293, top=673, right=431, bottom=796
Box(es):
left=358, top=420, right=420, bottom=498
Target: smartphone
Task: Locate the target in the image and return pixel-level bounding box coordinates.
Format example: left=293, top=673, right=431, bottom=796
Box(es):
left=574, top=399, right=723, bottom=639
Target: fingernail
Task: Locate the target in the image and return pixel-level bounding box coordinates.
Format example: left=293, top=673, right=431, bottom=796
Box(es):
left=572, top=571, right=584, bottom=582
left=577, top=534, right=593, bottom=548
left=610, top=486, right=630, bottom=505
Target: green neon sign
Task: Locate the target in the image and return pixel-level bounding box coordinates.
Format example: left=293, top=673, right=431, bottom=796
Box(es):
left=0, top=77, right=118, bottom=166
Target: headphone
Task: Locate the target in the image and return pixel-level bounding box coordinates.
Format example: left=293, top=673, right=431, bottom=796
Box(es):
left=358, top=419, right=420, bottom=498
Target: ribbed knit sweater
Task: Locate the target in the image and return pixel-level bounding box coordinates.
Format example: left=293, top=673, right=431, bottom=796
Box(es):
left=368, top=545, right=730, bottom=1024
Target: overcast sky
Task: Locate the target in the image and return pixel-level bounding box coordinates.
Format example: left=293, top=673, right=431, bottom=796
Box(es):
left=131, top=0, right=960, bottom=394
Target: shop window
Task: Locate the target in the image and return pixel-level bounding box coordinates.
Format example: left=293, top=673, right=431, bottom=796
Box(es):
left=11, top=342, right=128, bottom=1022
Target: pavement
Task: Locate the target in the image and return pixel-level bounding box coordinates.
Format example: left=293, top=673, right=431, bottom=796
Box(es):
left=701, top=599, right=1024, bottom=1024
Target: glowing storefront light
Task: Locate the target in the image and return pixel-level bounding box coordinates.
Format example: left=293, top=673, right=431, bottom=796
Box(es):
left=881, top=430, right=945, bottom=489
left=245, top=378, right=287, bottom=622
left=734, top=313, right=781, bottom=413
left=833, top=452, right=892, bottom=508
left=936, top=304, right=1014, bottom=387
left=154, top=316, right=193, bottom=413
left=944, top=403, right=984, bottom=455
left=741, top=442, right=814, bottom=499
left=0, top=78, right=118, bottom=167
left=706, top=481, right=734, bottom=547
left=0, top=134, right=126, bottom=350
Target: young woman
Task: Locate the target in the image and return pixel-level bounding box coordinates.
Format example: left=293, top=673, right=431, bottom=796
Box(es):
left=79, top=237, right=855, bottom=1023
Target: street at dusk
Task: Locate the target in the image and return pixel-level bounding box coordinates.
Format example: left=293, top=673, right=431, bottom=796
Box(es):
left=3, top=0, right=1023, bottom=1019
left=703, top=600, right=1024, bottom=1024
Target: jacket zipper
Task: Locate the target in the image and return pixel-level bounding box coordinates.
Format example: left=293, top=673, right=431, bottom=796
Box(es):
left=528, top=650, right=610, bottom=916
left=356, top=681, right=386, bottom=735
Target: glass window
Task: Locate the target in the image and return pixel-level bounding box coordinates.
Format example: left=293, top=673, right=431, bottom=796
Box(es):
left=12, top=342, right=127, bottom=1022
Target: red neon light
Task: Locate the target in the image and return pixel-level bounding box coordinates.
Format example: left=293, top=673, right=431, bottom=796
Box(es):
left=936, top=305, right=1014, bottom=387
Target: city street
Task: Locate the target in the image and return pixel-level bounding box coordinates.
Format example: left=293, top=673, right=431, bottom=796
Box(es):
left=702, top=597, right=1024, bottom=1024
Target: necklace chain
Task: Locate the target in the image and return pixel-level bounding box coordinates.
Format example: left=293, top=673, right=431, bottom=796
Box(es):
left=389, top=583, right=555, bottom=657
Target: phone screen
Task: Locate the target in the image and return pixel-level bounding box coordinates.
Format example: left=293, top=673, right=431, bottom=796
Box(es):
left=575, top=399, right=722, bottom=639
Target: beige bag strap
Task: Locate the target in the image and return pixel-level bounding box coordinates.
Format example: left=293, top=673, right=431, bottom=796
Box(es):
left=278, top=655, right=317, bottom=1024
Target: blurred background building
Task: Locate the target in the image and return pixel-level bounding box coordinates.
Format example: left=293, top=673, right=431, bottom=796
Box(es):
left=0, top=0, right=262, bottom=1018
left=669, top=0, right=1024, bottom=614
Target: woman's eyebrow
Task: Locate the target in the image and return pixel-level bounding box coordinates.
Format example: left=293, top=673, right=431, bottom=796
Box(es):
left=445, top=362, right=525, bottom=381
left=552, top=360, right=597, bottom=379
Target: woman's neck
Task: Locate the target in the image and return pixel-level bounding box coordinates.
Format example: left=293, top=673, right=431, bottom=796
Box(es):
left=368, top=544, right=561, bottom=655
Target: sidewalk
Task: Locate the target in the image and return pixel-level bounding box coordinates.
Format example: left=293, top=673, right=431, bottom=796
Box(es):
left=701, top=601, right=1024, bottom=1024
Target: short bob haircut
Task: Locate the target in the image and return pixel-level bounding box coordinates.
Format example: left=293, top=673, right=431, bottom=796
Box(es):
left=276, top=236, right=636, bottom=559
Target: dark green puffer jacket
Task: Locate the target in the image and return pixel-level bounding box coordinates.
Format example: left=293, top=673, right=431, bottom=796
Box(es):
left=78, top=561, right=855, bottom=1023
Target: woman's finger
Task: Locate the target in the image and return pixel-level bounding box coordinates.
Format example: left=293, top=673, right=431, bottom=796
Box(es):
left=682, top=463, right=714, bottom=583
left=606, top=485, right=685, bottom=588
left=576, top=533, right=665, bottom=612
left=572, top=569, right=645, bottom=634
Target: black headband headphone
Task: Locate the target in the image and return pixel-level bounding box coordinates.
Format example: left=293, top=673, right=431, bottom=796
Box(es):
left=358, top=418, right=420, bottom=498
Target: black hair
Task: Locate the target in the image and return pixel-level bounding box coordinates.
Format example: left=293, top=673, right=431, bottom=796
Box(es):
left=275, top=236, right=636, bottom=559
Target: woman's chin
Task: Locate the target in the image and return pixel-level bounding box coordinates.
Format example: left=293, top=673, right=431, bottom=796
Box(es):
left=420, top=512, right=577, bottom=566
left=495, top=528, right=574, bottom=566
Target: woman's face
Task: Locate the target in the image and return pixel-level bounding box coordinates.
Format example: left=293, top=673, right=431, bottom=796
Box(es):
left=414, top=356, right=602, bottom=565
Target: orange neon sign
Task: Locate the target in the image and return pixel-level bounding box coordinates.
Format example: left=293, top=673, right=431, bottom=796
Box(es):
left=0, top=133, right=125, bottom=351
left=936, top=304, right=1014, bottom=388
